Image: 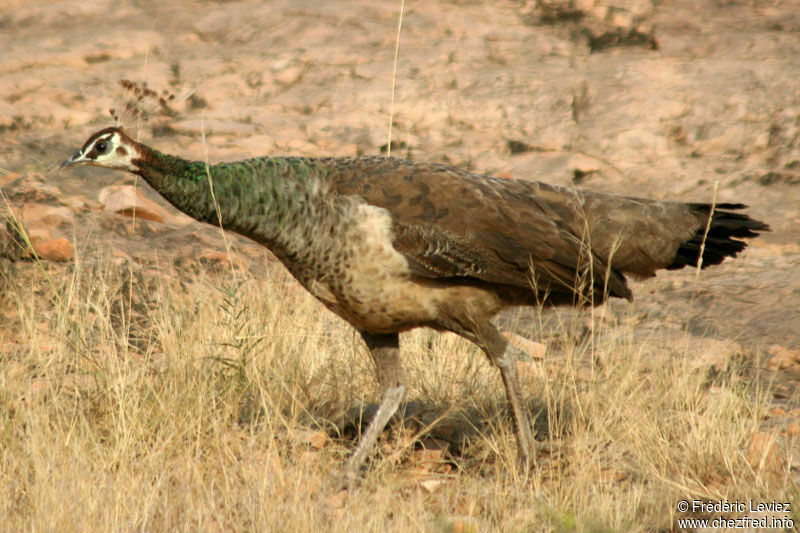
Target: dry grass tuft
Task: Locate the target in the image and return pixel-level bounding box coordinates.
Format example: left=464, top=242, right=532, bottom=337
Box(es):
left=0, top=246, right=792, bottom=531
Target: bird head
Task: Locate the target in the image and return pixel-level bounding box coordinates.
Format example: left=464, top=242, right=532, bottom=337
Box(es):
left=61, top=127, right=141, bottom=171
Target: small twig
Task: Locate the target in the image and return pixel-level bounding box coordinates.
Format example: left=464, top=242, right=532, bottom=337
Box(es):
left=386, top=0, right=406, bottom=158
left=695, top=181, right=719, bottom=278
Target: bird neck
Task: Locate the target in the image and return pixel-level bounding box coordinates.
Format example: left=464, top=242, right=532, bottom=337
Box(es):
left=129, top=142, right=333, bottom=254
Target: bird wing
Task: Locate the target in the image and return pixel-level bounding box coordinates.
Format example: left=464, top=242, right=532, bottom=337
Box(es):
left=324, top=157, right=633, bottom=301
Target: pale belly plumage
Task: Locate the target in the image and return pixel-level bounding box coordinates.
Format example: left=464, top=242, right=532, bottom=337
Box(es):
left=301, top=202, right=440, bottom=332
left=293, top=202, right=507, bottom=333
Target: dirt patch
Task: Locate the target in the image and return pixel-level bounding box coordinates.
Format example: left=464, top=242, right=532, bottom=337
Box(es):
left=1, top=0, right=798, bottom=529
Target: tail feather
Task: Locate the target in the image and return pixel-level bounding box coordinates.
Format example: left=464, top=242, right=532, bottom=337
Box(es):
left=668, top=203, right=770, bottom=270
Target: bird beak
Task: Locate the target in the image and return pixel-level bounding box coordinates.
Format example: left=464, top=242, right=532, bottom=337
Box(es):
left=60, top=150, right=85, bottom=169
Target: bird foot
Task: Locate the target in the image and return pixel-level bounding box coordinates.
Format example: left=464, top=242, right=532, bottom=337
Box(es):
left=342, top=385, right=406, bottom=480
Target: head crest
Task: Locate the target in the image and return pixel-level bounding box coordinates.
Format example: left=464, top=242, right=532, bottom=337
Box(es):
left=108, top=79, right=177, bottom=128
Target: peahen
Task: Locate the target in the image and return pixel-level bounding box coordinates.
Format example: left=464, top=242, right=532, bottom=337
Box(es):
left=62, top=126, right=769, bottom=476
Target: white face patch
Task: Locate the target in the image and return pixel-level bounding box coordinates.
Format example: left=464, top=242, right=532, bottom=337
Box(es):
left=79, top=131, right=138, bottom=171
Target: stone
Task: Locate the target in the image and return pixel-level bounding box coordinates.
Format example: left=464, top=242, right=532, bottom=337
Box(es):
left=22, top=204, right=74, bottom=228
left=766, top=345, right=800, bottom=371
left=429, top=516, right=480, bottom=533
left=516, top=360, right=546, bottom=380
left=0, top=172, right=22, bottom=186
left=33, top=237, right=73, bottom=262
left=4, top=203, right=78, bottom=262
left=419, top=478, right=446, bottom=493
left=99, top=185, right=192, bottom=226
left=274, top=65, right=305, bottom=87
left=746, top=432, right=783, bottom=478
left=413, top=437, right=450, bottom=469
left=689, top=337, right=742, bottom=374
left=784, top=421, right=800, bottom=437
left=291, top=428, right=328, bottom=449
left=195, top=250, right=249, bottom=272
left=766, top=407, right=787, bottom=418
left=503, top=331, right=546, bottom=359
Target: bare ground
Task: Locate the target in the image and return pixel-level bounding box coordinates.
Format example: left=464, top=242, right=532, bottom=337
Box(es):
left=1, top=0, right=799, bottom=530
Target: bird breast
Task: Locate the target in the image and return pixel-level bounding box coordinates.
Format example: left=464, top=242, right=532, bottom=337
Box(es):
left=299, top=202, right=439, bottom=332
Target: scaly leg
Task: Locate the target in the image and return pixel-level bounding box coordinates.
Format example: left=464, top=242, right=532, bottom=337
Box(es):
left=495, top=341, right=536, bottom=471
left=343, top=331, right=405, bottom=480
left=476, top=323, right=537, bottom=471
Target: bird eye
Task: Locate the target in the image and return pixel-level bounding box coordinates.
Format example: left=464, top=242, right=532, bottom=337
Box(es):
left=96, top=140, right=108, bottom=154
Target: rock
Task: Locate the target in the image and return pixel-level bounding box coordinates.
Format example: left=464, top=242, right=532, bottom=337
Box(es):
left=599, top=468, right=628, bottom=483
left=99, top=185, right=192, bottom=226
left=33, top=237, right=73, bottom=262
left=616, top=128, right=669, bottom=160
left=195, top=249, right=250, bottom=272
left=419, top=478, right=446, bottom=494
left=784, top=421, right=800, bottom=437
left=1, top=171, right=22, bottom=186
left=22, top=204, right=74, bottom=228
left=3, top=173, right=62, bottom=204
left=270, top=55, right=306, bottom=87
left=692, top=125, right=753, bottom=157
left=571, top=81, right=591, bottom=123
left=5, top=203, right=77, bottom=262
left=413, top=437, right=450, bottom=470
left=291, top=428, right=328, bottom=449
left=236, top=134, right=277, bottom=154
left=746, top=432, right=783, bottom=478
left=568, top=153, right=602, bottom=180
left=429, top=515, right=480, bottom=533
left=353, top=61, right=385, bottom=80
left=689, top=337, right=742, bottom=374
left=0, top=220, right=27, bottom=261
left=766, top=407, right=787, bottom=419
left=61, top=195, right=87, bottom=210
left=766, top=345, right=800, bottom=371
left=503, top=331, right=546, bottom=359
left=515, top=360, right=546, bottom=380
left=274, top=65, right=305, bottom=87
left=323, top=489, right=348, bottom=509
left=522, top=0, right=657, bottom=51
left=773, top=384, right=792, bottom=400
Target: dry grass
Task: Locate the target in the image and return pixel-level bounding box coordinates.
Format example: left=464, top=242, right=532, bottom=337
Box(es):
left=0, top=245, right=793, bottom=532
left=1, top=0, right=797, bottom=529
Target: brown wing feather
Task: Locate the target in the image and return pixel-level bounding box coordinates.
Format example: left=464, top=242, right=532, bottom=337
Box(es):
left=322, top=156, right=767, bottom=302
left=324, top=156, right=632, bottom=302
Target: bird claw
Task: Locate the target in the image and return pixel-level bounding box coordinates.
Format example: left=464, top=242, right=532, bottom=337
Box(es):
left=338, top=464, right=363, bottom=491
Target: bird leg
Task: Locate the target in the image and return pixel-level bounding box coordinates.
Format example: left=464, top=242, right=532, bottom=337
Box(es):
left=480, top=324, right=537, bottom=472
left=343, top=332, right=405, bottom=480
left=496, top=342, right=537, bottom=471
